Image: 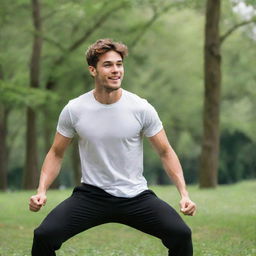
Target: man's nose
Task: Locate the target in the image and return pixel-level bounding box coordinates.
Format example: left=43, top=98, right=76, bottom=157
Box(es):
left=111, top=65, right=119, bottom=72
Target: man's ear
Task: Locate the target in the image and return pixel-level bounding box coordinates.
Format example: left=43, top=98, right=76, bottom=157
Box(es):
left=88, top=66, right=96, bottom=77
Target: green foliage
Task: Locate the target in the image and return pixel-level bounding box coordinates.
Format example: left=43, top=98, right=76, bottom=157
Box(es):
left=219, top=131, right=256, bottom=184
left=0, top=81, right=59, bottom=109
left=221, top=19, right=256, bottom=153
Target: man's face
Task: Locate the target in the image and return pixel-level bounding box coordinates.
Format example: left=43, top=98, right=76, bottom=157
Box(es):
left=89, top=50, right=124, bottom=91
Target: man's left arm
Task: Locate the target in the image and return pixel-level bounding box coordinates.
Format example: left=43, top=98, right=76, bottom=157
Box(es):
left=148, top=129, right=197, bottom=216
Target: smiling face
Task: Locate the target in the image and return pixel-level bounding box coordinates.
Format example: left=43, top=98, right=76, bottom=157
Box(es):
left=88, top=50, right=124, bottom=91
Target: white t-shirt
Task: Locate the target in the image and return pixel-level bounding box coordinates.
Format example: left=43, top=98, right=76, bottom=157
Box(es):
left=57, top=89, right=163, bottom=197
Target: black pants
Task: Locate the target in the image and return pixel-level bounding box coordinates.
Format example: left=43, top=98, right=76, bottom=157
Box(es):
left=32, top=184, right=193, bottom=256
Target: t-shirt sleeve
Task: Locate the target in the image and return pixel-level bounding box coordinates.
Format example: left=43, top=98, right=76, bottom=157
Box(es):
left=142, top=102, right=163, bottom=137
left=56, top=104, right=76, bottom=138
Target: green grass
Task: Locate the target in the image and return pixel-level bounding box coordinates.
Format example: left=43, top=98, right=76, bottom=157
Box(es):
left=0, top=181, right=255, bottom=256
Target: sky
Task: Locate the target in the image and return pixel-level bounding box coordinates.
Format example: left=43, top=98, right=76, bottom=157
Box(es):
left=232, top=0, right=256, bottom=40
left=233, top=1, right=256, bottom=20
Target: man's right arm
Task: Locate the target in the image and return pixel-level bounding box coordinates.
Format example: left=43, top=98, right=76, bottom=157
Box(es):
left=29, top=132, right=72, bottom=212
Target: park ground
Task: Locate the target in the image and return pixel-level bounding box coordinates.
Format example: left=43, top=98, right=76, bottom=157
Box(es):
left=0, top=180, right=255, bottom=256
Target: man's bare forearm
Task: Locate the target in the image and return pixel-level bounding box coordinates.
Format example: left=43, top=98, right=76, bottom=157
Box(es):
left=29, top=133, right=71, bottom=212
left=37, top=150, right=63, bottom=194
left=160, top=148, right=189, bottom=198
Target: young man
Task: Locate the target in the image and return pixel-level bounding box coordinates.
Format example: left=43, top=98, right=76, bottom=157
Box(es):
left=29, top=38, right=196, bottom=256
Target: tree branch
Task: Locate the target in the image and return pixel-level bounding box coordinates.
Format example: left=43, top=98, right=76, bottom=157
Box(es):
left=41, top=9, right=59, bottom=21
left=220, top=18, right=256, bottom=44
left=38, top=33, right=66, bottom=52
left=70, top=0, right=111, bottom=37
left=129, top=3, right=179, bottom=50
left=68, top=3, right=127, bottom=52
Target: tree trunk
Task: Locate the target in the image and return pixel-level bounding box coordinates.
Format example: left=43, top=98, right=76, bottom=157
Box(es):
left=0, top=105, right=9, bottom=191
left=199, top=0, right=221, bottom=188
left=0, top=66, right=9, bottom=191
left=24, top=107, right=39, bottom=189
left=23, top=0, right=42, bottom=189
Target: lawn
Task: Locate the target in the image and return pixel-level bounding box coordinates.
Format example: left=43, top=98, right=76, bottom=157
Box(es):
left=0, top=181, right=255, bottom=256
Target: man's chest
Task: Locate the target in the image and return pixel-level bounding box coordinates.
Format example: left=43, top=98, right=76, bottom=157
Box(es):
left=74, top=108, right=143, bottom=141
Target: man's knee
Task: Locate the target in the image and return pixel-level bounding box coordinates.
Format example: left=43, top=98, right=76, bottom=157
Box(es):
left=180, top=225, right=192, bottom=240
left=163, top=224, right=192, bottom=247
left=32, top=226, right=62, bottom=255
left=33, top=226, right=61, bottom=249
left=34, top=226, right=50, bottom=242
left=174, top=225, right=192, bottom=245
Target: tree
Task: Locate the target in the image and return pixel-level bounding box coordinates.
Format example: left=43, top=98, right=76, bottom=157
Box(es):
left=23, top=0, right=42, bottom=189
left=199, top=0, right=221, bottom=188
left=199, top=0, right=256, bottom=188
left=0, top=66, right=9, bottom=191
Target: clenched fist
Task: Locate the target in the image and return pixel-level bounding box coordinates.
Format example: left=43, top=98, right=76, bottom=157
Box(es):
left=180, top=197, right=197, bottom=216
left=29, top=193, right=47, bottom=212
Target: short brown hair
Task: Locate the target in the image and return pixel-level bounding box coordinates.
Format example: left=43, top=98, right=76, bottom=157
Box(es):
left=86, top=38, right=128, bottom=67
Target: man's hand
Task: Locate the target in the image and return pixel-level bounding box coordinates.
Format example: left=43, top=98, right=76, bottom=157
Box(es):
left=180, top=197, right=196, bottom=216
left=29, top=193, right=47, bottom=212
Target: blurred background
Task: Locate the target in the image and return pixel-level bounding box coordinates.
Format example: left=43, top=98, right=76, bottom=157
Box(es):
left=0, top=0, right=255, bottom=191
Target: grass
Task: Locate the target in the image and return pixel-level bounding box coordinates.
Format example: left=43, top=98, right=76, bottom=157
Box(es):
left=0, top=180, right=255, bottom=256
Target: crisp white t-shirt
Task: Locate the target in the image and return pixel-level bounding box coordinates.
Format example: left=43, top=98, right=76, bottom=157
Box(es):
left=57, top=89, right=163, bottom=197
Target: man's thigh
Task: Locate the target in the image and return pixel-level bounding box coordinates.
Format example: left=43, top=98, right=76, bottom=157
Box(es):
left=36, top=186, right=111, bottom=243
left=116, top=190, right=190, bottom=238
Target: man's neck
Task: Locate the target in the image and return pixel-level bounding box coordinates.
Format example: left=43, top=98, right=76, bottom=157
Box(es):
left=93, top=87, right=122, bottom=104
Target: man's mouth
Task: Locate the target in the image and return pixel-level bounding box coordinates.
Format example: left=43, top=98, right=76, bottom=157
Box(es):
left=108, top=76, right=120, bottom=81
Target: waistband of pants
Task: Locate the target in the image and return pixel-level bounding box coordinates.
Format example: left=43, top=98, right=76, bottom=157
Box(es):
left=73, top=183, right=156, bottom=199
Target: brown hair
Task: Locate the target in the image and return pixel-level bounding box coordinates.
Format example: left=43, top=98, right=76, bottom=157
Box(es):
left=86, top=38, right=128, bottom=67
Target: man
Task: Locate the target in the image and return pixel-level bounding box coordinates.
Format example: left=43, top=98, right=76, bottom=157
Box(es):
left=29, top=38, right=196, bottom=256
